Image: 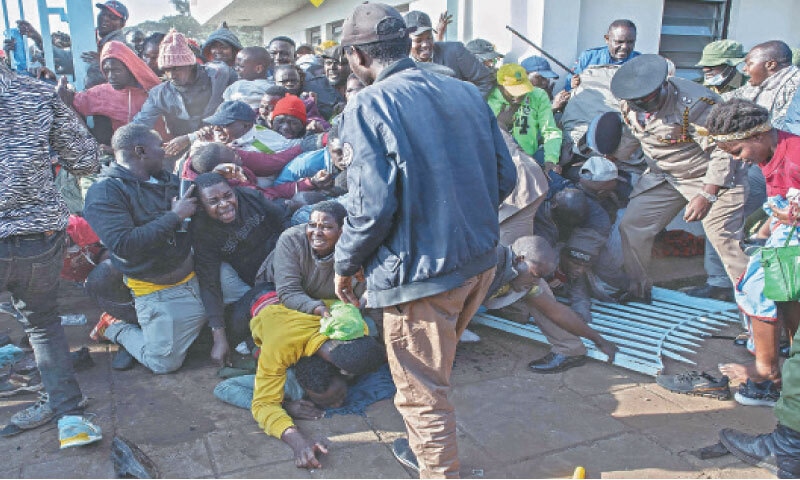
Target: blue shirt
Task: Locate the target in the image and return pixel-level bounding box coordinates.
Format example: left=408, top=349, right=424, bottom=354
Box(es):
left=564, top=46, right=640, bottom=91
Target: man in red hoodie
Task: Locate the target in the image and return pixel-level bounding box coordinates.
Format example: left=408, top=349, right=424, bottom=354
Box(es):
left=58, top=40, right=166, bottom=144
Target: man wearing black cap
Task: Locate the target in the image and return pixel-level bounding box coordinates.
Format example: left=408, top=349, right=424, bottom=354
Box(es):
left=610, top=54, right=749, bottom=303
left=404, top=10, right=495, bottom=98
left=320, top=45, right=349, bottom=113
left=83, top=1, right=130, bottom=88
left=332, top=3, right=515, bottom=477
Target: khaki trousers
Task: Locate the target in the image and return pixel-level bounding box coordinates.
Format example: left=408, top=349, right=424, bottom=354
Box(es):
left=384, top=268, right=495, bottom=479
left=494, top=280, right=587, bottom=356
left=620, top=180, right=748, bottom=296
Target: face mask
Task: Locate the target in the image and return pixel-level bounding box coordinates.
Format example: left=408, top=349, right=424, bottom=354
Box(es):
left=704, top=66, right=732, bottom=86
left=629, top=86, right=664, bottom=113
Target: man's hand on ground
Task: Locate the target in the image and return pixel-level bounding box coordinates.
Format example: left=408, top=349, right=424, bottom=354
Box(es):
left=284, top=400, right=324, bottom=420
left=281, top=427, right=329, bottom=469
left=210, top=328, right=231, bottom=367
left=683, top=194, right=711, bottom=222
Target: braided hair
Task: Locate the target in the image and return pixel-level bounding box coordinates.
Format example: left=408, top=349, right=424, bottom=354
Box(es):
left=705, top=99, right=770, bottom=137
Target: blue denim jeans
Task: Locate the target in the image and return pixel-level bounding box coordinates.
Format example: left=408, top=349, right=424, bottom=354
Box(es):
left=0, top=230, right=83, bottom=417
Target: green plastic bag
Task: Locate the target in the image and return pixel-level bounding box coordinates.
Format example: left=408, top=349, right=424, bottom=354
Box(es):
left=762, top=225, right=800, bottom=302
left=319, top=302, right=368, bottom=340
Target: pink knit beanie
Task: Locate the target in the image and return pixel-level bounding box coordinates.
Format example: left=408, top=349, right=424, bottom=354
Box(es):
left=158, top=29, right=196, bottom=69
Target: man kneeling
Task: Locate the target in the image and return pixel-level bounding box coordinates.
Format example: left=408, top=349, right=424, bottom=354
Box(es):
left=84, top=123, right=206, bottom=374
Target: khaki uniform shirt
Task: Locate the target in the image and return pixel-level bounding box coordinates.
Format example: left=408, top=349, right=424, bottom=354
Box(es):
left=620, top=77, right=741, bottom=198
left=723, top=65, right=800, bottom=130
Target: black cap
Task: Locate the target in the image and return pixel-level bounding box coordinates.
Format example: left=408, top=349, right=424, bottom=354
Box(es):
left=586, top=112, right=623, bottom=155
left=403, top=11, right=433, bottom=36
left=340, top=2, right=408, bottom=47
left=610, top=54, right=668, bottom=100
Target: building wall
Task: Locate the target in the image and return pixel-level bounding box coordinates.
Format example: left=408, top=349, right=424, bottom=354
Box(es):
left=253, top=0, right=800, bottom=67
left=727, top=0, right=800, bottom=50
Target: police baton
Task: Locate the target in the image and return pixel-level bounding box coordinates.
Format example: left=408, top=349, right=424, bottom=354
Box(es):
left=506, top=25, right=575, bottom=75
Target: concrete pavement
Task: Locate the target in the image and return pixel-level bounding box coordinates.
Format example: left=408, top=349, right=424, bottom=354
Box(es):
left=0, top=257, right=780, bottom=478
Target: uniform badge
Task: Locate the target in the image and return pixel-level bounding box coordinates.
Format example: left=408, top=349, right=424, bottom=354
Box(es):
left=341, top=142, right=354, bottom=167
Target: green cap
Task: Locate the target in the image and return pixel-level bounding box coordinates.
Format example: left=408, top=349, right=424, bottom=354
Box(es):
left=696, top=40, right=745, bottom=67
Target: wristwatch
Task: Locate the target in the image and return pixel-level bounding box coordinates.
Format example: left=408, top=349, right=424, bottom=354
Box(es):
left=699, top=191, right=718, bottom=203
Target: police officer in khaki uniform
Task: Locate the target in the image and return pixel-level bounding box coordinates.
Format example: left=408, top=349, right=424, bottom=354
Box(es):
left=610, top=54, right=749, bottom=302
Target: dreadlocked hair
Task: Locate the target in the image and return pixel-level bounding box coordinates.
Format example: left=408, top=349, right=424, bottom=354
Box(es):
left=705, top=99, right=770, bottom=136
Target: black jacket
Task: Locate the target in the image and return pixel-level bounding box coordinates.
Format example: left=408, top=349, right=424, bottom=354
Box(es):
left=84, top=163, right=189, bottom=279
left=191, top=187, right=289, bottom=329
left=432, top=41, right=496, bottom=99
left=334, top=58, right=516, bottom=308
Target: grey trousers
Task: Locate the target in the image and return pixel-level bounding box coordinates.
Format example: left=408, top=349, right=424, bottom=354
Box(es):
left=620, top=179, right=749, bottom=296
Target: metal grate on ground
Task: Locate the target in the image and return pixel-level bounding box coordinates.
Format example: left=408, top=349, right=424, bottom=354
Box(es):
left=471, top=287, right=740, bottom=376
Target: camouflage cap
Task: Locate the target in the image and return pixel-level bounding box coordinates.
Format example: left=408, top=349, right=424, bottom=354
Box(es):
left=696, top=40, right=745, bottom=67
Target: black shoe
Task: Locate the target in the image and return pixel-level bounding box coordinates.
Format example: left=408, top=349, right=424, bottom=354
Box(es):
left=683, top=284, right=734, bottom=302
left=719, top=428, right=780, bottom=475
left=614, top=289, right=652, bottom=305
left=111, top=436, right=160, bottom=479
left=391, top=438, right=419, bottom=474
left=655, top=371, right=731, bottom=399
left=112, top=347, right=136, bottom=371
left=70, top=347, right=95, bottom=371
left=734, top=379, right=780, bottom=407
left=528, top=352, right=587, bottom=374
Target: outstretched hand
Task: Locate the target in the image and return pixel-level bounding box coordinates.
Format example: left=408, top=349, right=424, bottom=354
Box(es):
left=282, top=427, right=329, bottom=469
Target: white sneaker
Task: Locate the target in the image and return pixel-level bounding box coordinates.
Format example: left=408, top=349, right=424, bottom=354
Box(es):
left=459, top=328, right=481, bottom=343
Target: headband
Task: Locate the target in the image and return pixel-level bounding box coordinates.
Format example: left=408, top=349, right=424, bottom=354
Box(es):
left=706, top=122, right=772, bottom=143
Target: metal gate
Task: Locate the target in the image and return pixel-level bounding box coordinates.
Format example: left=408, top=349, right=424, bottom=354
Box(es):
left=472, top=287, right=740, bottom=376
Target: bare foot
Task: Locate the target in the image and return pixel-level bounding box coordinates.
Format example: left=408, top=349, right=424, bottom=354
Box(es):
left=718, top=362, right=756, bottom=383
left=598, top=339, right=618, bottom=363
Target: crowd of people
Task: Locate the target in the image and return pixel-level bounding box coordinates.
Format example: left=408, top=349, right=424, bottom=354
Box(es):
left=1, top=0, right=800, bottom=477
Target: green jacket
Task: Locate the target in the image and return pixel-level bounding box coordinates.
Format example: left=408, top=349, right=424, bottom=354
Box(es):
left=487, top=86, right=562, bottom=164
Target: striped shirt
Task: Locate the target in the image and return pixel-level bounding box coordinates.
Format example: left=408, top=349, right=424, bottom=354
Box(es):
left=0, top=64, right=99, bottom=238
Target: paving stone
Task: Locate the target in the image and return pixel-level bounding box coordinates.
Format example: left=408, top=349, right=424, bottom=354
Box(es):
left=453, top=376, right=628, bottom=462
left=588, top=386, right=694, bottom=431
left=0, top=466, right=21, bottom=479
left=120, top=437, right=214, bottom=479
left=562, top=359, right=645, bottom=397
left=207, top=424, right=302, bottom=473
left=220, top=461, right=311, bottom=478
left=309, top=442, right=411, bottom=478
left=20, top=443, right=113, bottom=478
left=297, top=414, right=379, bottom=448
left=502, top=433, right=698, bottom=478
left=364, top=398, right=406, bottom=442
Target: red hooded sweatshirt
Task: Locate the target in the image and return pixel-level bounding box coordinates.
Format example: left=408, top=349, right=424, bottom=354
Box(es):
left=72, top=41, right=166, bottom=138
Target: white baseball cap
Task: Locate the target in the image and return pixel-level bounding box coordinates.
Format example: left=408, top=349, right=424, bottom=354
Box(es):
left=579, top=156, right=619, bottom=182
